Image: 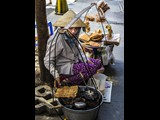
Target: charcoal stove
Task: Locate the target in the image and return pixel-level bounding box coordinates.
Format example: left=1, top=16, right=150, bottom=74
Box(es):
left=58, top=86, right=103, bottom=120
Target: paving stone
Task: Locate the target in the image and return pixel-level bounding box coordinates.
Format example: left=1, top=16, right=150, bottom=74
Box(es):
left=35, top=85, right=62, bottom=115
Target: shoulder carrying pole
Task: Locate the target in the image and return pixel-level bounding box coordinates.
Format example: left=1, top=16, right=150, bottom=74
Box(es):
left=64, top=3, right=96, bottom=29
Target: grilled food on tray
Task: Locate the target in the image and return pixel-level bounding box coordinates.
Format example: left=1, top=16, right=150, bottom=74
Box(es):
left=54, top=85, right=78, bottom=98
left=79, top=28, right=104, bottom=42
left=79, top=33, right=90, bottom=42
left=90, top=32, right=103, bottom=42
left=85, top=41, right=101, bottom=47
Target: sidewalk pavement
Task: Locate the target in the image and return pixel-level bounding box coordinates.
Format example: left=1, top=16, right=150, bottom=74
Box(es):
left=36, top=0, right=124, bottom=119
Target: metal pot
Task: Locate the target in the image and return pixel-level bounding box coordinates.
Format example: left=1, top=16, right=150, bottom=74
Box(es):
left=58, top=86, right=103, bottom=120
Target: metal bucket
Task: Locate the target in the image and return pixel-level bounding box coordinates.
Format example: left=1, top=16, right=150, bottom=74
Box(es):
left=58, top=86, right=103, bottom=120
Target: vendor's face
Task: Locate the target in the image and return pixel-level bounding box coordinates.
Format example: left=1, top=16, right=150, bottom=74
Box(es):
left=68, top=27, right=79, bottom=35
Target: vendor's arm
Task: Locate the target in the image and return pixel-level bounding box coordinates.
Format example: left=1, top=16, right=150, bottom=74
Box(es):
left=44, top=34, right=64, bottom=79
left=78, top=44, right=89, bottom=63
left=77, top=44, right=94, bottom=64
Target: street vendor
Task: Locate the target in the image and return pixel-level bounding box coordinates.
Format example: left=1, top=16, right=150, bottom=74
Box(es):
left=44, top=10, right=103, bottom=86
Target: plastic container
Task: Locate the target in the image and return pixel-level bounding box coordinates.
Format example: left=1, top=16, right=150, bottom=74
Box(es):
left=93, top=73, right=108, bottom=94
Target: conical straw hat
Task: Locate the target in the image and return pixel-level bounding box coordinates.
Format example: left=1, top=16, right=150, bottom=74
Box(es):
left=53, top=10, right=86, bottom=27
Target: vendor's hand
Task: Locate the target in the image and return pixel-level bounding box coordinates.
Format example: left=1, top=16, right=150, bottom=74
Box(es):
left=61, top=78, right=71, bottom=86
left=55, top=77, right=61, bottom=86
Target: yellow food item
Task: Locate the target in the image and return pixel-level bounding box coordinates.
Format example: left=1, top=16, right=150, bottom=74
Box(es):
left=84, top=21, right=90, bottom=33
left=79, top=28, right=104, bottom=42
left=105, top=24, right=113, bottom=40
left=95, top=13, right=106, bottom=23
left=79, top=33, right=90, bottom=42
left=85, top=41, right=101, bottom=47
left=86, top=27, right=90, bottom=33
left=98, top=1, right=110, bottom=13
left=54, top=85, right=78, bottom=98
left=84, top=21, right=90, bottom=25
left=97, top=29, right=102, bottom=33
left=90, top=32, right=103, bottom=42
left=85, top=15, right=95, bottom=21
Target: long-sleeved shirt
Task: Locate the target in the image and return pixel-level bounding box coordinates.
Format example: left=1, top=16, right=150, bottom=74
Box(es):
left=44, top=30, right=88, bottom=79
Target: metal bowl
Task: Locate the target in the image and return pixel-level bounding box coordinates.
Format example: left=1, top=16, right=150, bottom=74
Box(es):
left=74, top=102, right=86, bottom=109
